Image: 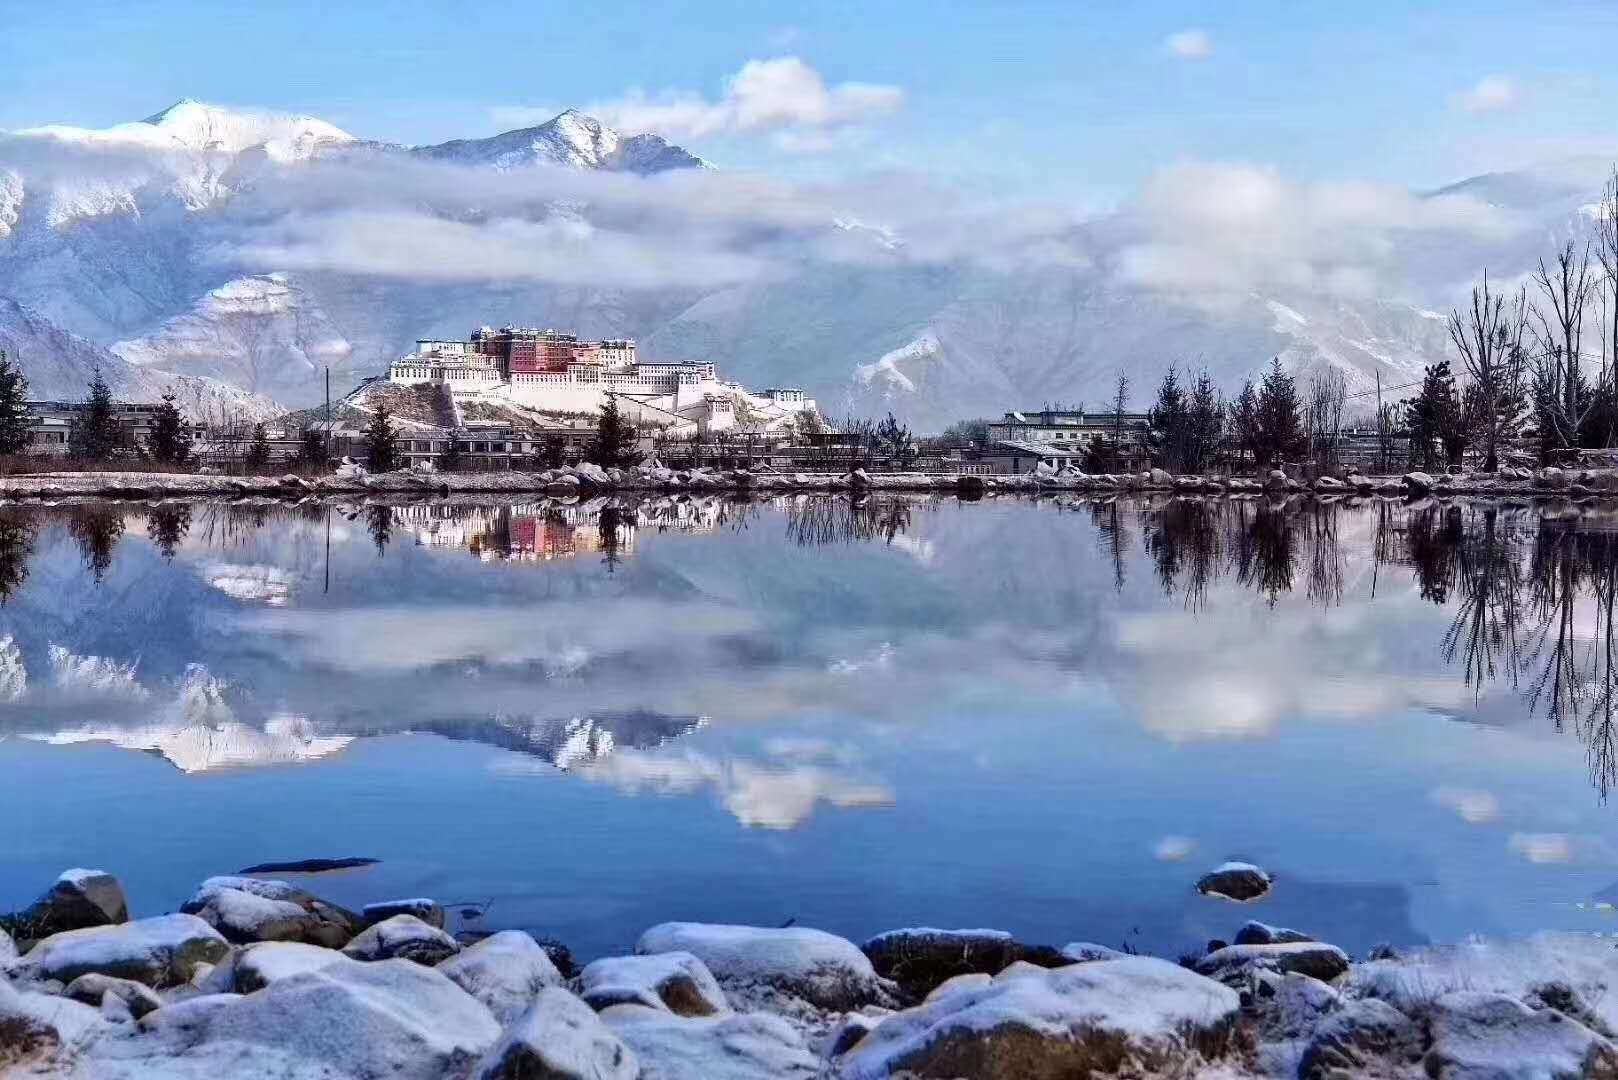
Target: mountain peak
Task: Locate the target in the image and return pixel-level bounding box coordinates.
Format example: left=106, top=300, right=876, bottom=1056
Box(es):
left=413, top=109, right=708, bottom=175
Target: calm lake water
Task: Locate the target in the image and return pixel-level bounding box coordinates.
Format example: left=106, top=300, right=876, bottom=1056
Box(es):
left=3, top=492, right=1617, bottom=961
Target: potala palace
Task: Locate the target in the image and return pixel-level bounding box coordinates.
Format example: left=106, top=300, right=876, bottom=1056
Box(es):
left=388, top=326, right=819, bottom=437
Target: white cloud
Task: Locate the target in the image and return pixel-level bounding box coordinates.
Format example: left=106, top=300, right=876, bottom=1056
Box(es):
left=582, top=57, right=904, bottom=146
left=1153, top=835, right=1196, bottom=861
left=1508, top=832, right=1572, bottom=864
left=1165, top=29, right=1213, bottom=60
left=1431, top=786, right=1499, bottom=824
left=1450, top=75, right=1520, bottom=114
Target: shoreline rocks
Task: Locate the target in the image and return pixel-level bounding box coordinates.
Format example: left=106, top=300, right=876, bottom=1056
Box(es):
left=7, top=865, right=1618, bottom=1078
left=1196, top=861, right=1274, bottom=902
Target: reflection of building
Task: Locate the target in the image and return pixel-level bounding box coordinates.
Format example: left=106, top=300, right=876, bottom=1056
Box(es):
left=388, top=325, right=817, bottom=439
left=388, top=499, right=726, bottom=565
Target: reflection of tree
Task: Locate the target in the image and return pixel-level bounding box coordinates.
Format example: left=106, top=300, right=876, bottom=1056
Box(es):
left=66, top=505, right=125, bottom=583
left=1092, top=499, right=1130, bottom=592
left=785, top=497, right=914, bottom=548
left=1233, top=501, right=1296, bottom=607
left=144, top=504, right=193, bottom=561
left=0, top=509, right=37, bottom=603
left=367, top=504, right=393, bottom=556
left=598, top=504, right=624, bottom=573
left=1304, top=504, right=1343, bottom=607
left=1142, top=498, right=1222, bottom=609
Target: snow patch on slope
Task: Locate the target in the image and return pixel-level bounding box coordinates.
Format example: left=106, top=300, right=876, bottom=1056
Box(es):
left=854, top=332, right=938, bottom=394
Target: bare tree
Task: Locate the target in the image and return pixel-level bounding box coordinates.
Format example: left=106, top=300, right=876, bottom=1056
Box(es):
left=1530, top=239, right=1597, bottom=452
left=1449, top=272, right=1528, bottom=472
left=1305, top=367, right=1347, bottom=474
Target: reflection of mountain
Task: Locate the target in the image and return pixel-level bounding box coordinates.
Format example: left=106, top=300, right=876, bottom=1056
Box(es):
left=28, top=714, right=352, bottom=773
left=405, top=711, right=707, bottom=770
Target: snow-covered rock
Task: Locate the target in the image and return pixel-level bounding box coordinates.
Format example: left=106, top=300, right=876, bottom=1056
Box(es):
left=579, top=951, right=731, bottom=1017
left=180, top=876, right=359, bottom=947
left=1424, top=990, right=1618, bottom=1079
left=200, top=940, right=349, bottom=994
left=606, top=1007, right=821, bottom=1080
left=1403, top=471, right=1436, bottom=494
left=12, top=868, right=130, bottom=939
left=84, top=957, right=502, bottom=1080
left=0, top=976, right=106, bottom=1070
left=1196, top=941, right=1350, bottom=984
left=1234, top=920, right=1314, bottom=946
left=362, top=898, right=445, bottom=930
left=1195, top=861, right=1273, bottom=902
left=63, top=972, right=164, bottom=1018
left=18, top=914, right=229, bottom=988
left=636, top=922, right=890, bottom=1014
left=1295, top=997, right=1422, bottom=1079
left=0, top=925, right=16, bottom=966
left=342, top=914, right=460, bottom=966
left=1058, top=942, right=1130, bottom=963
left=860, top=928, right=1067, bottom=999
left=474, top=986, right=639, bottom=1080
left=436, top=930, right=563, bottom=1024
left=836, top=956, right=1242, bottom=1080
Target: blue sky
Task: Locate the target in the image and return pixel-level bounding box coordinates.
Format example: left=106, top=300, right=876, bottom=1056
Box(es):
left=2, top=0, right=1617, bottom=202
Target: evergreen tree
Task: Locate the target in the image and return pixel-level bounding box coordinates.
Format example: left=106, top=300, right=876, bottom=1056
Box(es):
left=364, top=405, right=398, bottom=472
left=537, top=435, right=568, bottom=470
left=0, top=350, right=32, bottom=457
left=146, top=391, right=191, bottom=467
left=1405, top=361, right=1463, bottom=471
left=72, top=367, right=121, bottom=462
left=1231, top=379, right=1260, bottom=470
left=1186, top=370, right=1224, bottom=474
left=243, top=423, right=271, bottom=472
left=295, top=425, right=330, bottom=471
left=1252, top=358, right=1304, bottom=471
left=438, top=429, right=463, bottom=472
left=874, top=412, right=915, bottom=466
left=588, top=395, right=642, bottom=468
left=1147, top=367, right=1190, bottom=472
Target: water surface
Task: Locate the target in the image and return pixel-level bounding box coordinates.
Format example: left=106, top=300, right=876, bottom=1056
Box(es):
left=2, top=493, right=1616, bottom=960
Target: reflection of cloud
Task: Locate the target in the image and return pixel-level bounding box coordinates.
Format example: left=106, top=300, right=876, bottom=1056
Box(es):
left=48, top=644, right=148, bottom=700
left=201, top=563, right=294, bottom=605
left=232, top=601, right=759, bottom=673
left=1450, top=75, right=1519, bottom=114
left=574, top=746, right=893, bottom=829
left=1154, top=835, right=1196, bottom=862
left=1509, top=833, right=1572, bottom=864
left=1165, top=30, right=1213, bottom=60
left=828, top=642, right=894, bottom=675
left=1432, top=786, right=1499, bottom=824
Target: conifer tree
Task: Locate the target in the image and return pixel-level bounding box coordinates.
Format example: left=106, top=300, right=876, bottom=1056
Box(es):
left=0, top=350, right=32, bottom=457
left=146, top=391, right=191, bottom=467
left=1253, top=358, right=1304, bottom=471
left=244, top=423, right=271, bottom=472
left=296, top=425, right=330, bottom=470
left=588, top=395, right=642, bottom=468
left=364, top=405, right=398, bottom=472
left=1405, top=361, right=1462, bottom=471
left=438, top=429, right=463, bottom=472
left=72, top=367, right=121, bottom=462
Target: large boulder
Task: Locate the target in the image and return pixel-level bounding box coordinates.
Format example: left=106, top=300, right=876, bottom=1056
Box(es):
left=836, top=956, right=1242, bottom=1080
left=1196, top=861, right=1273, bottom=902
left=8, top=868, right=129, bottom=940
left=18, top=914, right=229, bottom=988
left=1297, top=997, right=1424, bottom=1079
left=0, top=977, right=104, bottom=1072
left=87, top=958, right=502, bottom=1080
left=1234, top=920, right=1313, bottom=946
left=199, top=940, right=349, bottom=994
left=1403, top=471, right=1435, bottom=495
left=1148, top=467, right=1174, bottom=487
left=1424, top=990, right=1618, bottom=1079
left=362, top=898, right=445, bottom=930
left=1537, top=466, right=1570, bottom=490
left=437, top=930, right=563, bottom=1024
left=343, top=913, right=460, bottom=966
left=180, top=876, right=360, bottom=947
left=580, top=951, right=731, bottom=1017
left=475, top=987, right=638, bottom=1080
left=63, top=972, right=164, bottom=1018
left=606, top=1007, right=821, bottom=1080
left=860, top=928, right=1069, bottom=999
left=1196, top=942, right=1350, bottom=984
left=637, top=923, right=891, bottom=1013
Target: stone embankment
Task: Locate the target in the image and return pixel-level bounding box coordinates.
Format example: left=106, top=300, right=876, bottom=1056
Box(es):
left=4, top=865, right=1616, bottom=1078
left=0, top=461, right=1612, bottom=502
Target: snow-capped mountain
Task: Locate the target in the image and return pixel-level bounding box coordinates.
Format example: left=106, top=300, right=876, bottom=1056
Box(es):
left=0, top=97, right=1599, bottom=426
left=112, top=274, right=357, bottom=403
left=0, top=296, right=282, bottom=419
left=413, top=108, right=707, bottom=174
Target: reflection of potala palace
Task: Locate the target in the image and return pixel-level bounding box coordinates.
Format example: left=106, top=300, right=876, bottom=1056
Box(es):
left=389, top=326, right=817, bottom=436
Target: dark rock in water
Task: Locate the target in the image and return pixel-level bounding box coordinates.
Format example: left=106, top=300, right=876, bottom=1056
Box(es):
left=1366, top=942, right=1401, bottom=961
left=362, top=899, right=445, bottom=930
left=7, top=869, right=129, bottom=941
left=861, top=928, right=1069, bottom=999
left=1196, top=862, right=1273, bottom=902
left=237, top=857, right=380, bottom=874
left=1206, top=939, right=1229, bottom=955
left=1297, top=998, right=1423, bottom=1079
left=1195, top=942, right=1350, bottom=984
left=955, top=475, right=986, bottom=499
left=1234, top=921, right=1313, bottom=946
